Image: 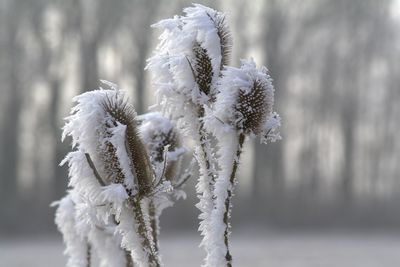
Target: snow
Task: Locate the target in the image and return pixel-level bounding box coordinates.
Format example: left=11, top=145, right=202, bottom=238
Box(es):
left=2, top=231, right=400, bottom=267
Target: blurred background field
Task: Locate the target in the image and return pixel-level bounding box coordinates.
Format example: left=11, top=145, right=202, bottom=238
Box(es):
left=1, top=0, right=400, bottom=265
left=2, top=231, right=400, bottom=266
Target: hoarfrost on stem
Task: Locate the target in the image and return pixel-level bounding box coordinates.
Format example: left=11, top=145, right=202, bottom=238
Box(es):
left=147, top=4, right=281, bottom=267
left=147, top=5, right=231, bottom=264
left=205, top=58, right=280, bottom=266
left=55, top=86, right=189, bottom=267
left=55, top=3, right=281, bottom=267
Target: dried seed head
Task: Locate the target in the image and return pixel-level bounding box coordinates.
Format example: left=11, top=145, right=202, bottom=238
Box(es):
left=102, top=93, right=153, bottom=196
left=101, top=139, right=125, bottom=185
left=148, top=4, right=232, bottom=110
left=138, top=112, right=184, bottom=183
left=145, top=127, right=180, bottom=164
left=183, top=4, right=232, bottom=71
left=235, top=79, right=272, bottom=135
left=214, top=59, right=276, bottom=137
left=207, top=12, right=232, bottom=70
left=193, top=42, right=213, bottom=97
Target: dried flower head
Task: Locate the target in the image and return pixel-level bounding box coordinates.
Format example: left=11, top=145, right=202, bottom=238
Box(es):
left=235, top=79, right=271, bottom=135
left=192, top=42, right=213, bottom=97
left=102, top=93, right=153, bottom=196
left=101, top=139, right=125, bottom=185
left=205, top=10, right=232, bottom=70
left=147, top=4, right=232, bottom=107
left=138, top=112, right=184, bottom=183
left=183, top=4, right=232, bottom=71
left=212, top=58, right=279, bottom=139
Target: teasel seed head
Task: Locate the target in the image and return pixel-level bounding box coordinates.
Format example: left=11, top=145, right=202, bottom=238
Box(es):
left=102, top=92, right=154, bottom=197
left=206, top=11, right=232, bottom=70
left=183, top=4, right=232, bottom=71
left=235, top=78, right=272, bottom=135
left=192, top=42, right=213, bottom=98
left=137, top=112, right=184, bottom=183
left=213, top=58, right=279, bottom=138
left=101, top=139, right=125, bottom=185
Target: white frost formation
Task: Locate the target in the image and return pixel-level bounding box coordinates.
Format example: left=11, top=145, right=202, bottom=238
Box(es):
left=55, top=87, right=188, bottom=267
left=148, top=4, right=281, bottom=267
left=55, top=3, right=281, bottom=267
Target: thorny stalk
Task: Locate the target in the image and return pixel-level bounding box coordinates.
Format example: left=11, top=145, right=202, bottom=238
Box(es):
left=149, top=200, right=159, bottom=257
left=131, top=197, right=161, bottom=267
left=86, top=243, right=91, bottom=267
left=197, top=107, right=216, bottom=187
left=222, top=133, right=245, bottom=267
left=125, top=251, right=134, bottom=267
left=86, top=152, right=158, bottom=267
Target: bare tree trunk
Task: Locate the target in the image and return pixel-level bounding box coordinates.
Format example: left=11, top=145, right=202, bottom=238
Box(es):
left=0, top=3, right=22, bottom=231
left=81, top=38, right=100, bottom=93
left=131, top=0, right=160, bottom=114
left=253, top=0, right=285, bottom=210
left=49, top=79, right=69, bottom=200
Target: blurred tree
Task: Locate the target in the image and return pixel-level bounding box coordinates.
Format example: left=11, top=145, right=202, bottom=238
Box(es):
left=0, top=0, right=24, bottom=231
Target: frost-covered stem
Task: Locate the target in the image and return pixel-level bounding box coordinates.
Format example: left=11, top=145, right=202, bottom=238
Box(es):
left=197, top=106, right=215, bottom=186
left=85, top=154, right=158, bottom=266
left=149, top=200, right=159, bottom=255
left=86, top=243, right=91, bottom=267
left=85, top=153, right=106, bottom=186
left=223, top=133, right=245, bottom=267
left=132, top=198, right=160, bottom=267
left=125, top=250, right=134, bottom=267
left=85, top=153, right=135, bottom=266
left=196, top=105, right=217, bottom=257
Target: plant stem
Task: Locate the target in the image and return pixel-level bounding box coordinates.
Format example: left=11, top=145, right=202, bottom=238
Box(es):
left=196, top=106, right=219, bottom=260
left=149, top=200, right=159, bottom=255
left=132, top=198, right=160, bottom=267
left=125, top=250, right=134, bottom=267
left=197, top=106, right=216, bottom=186
left=85, top=153, right=106, bottom=186
left=223, top=133, right=245, bottom=267
left=86, top=243, right=91, bottom=267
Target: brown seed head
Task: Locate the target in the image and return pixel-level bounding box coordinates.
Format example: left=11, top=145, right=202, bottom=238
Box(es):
left=101, top=139, right=125, bottom=185
left=206, top=12, right=232, bottom=70
left=193, top=42, right=213, bottom=98
left=235, top=79, right=272, bottom=135
left=102, top=93, right=153, bottom=196
left=138, top=114, right=182, bottom=183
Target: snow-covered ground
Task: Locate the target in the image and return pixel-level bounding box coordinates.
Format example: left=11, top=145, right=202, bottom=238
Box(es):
left=1, top=231, right=400, bottom=267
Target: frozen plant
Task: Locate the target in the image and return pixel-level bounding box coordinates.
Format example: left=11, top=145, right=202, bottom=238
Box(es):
left=54, top=84, right=188, bottom=267
left=137, top=112, right=187, bottom=252
left=146, top=4, right=231, bottom=263
left=54, top=3, right=281, bottom=267
left=147, top=4, right=281, bottom=267
left=205, top=59, right=281, bottom=266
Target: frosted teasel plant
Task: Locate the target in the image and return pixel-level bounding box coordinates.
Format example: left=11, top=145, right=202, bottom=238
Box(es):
left=137, top=112, right=187, bottom=252
left=53, top=84, right=188, bottom=267
left=146, top=4, right=232, bottom=263
left=54, top=3, right=281, bottom=267
left=205, top=59, right=281, bottom=266
left=147, top=4, right=281, bottom=267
